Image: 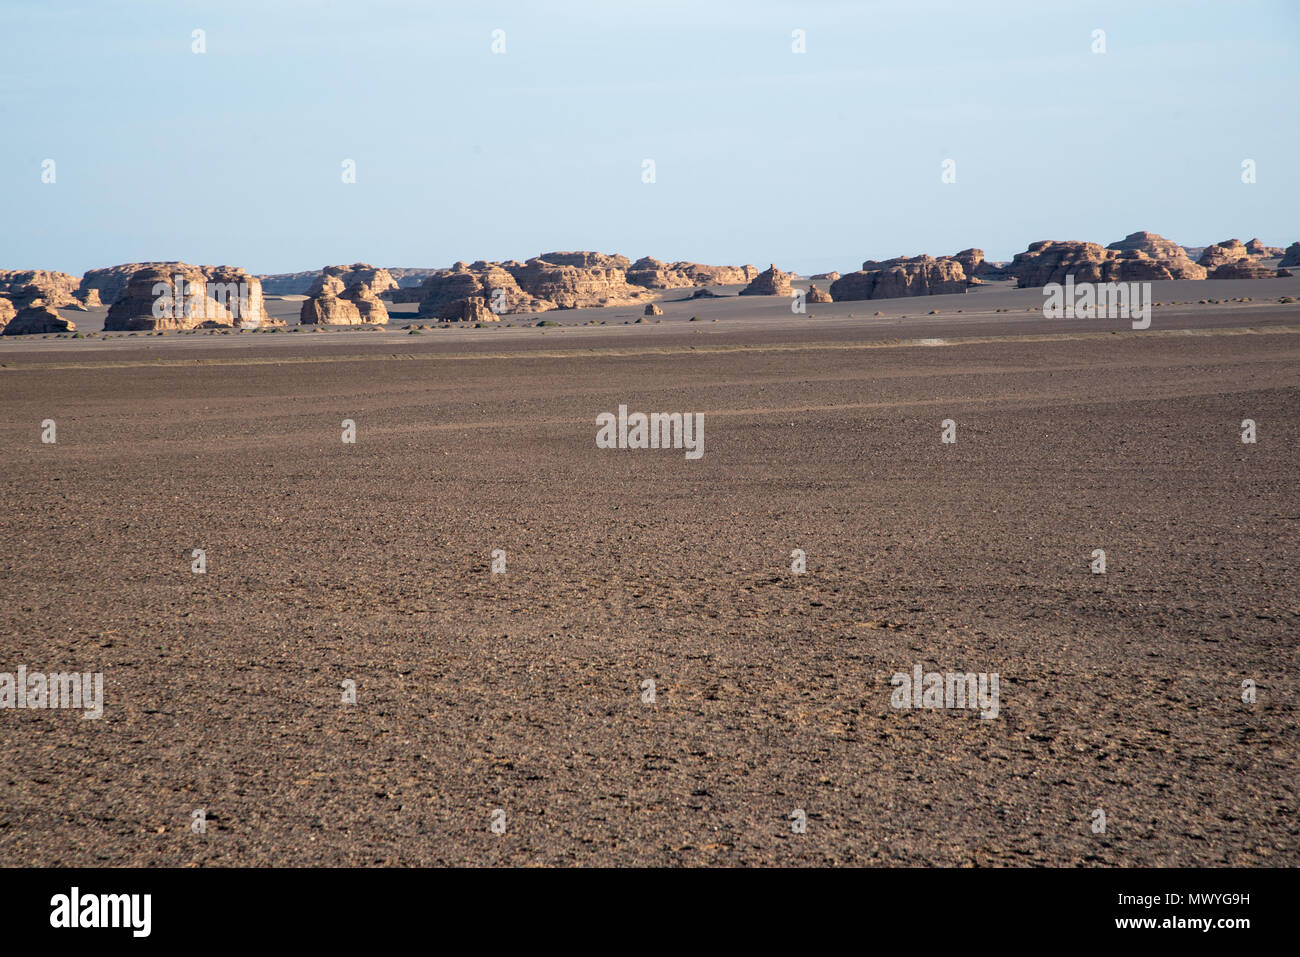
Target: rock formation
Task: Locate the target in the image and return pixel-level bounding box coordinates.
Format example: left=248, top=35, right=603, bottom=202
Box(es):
left=305, top=265, right=396, bottom=299
left=507, top=256, right=651, bottom=309
left=2, top=300, right=76, bottom=335
left=1104, top=232, right=1206, bottom=278
left=805, top=283, right=832, bottom=303
left=537, top=251, right=631, bottom=270
left=341, top=284, right=389, bottom=323
left=1245, top=238, right=1284, bottom=258
left=439, top=297, right=498, bottom=322
left=1198, top=239, right=1250, bottom=269
left=830, top=256, right=967, bottom=301
left=1277, top=268, right=1294, bottom=278
left=1279, top=243, right=1300, bottom=267
left=626, top=257, right=758, bottom=289
left=0, top=270, right=83, bottom=309
left=297, top=267, right=391, bottom=325
left=103, top=264, right=276, bottom=330
left=1209, top=259, right=1275, bottom=280
left=413, top=253, right=652, bottom=315
left=810, top=271, right=840, bottom=281
left=739, top=264, right=793, bottom=296
left=0, top=296, right=14, bottom=326
left=1006, top=240, right=1207, bottom=286
left=952, top=249, right=985, bottom=278
left=79, top=263, right=195, bottom=306
left=644, top=303, right=663, bottom=316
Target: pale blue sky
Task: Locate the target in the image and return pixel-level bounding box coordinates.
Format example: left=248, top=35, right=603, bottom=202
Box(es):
left=2, top=0, right=1296, bottom=276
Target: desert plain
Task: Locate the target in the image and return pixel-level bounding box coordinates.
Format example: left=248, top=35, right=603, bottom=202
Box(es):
left=1, top=278, right=1297, bottom=866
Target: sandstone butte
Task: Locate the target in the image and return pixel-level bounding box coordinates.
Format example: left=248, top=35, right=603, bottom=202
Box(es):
left=1280, top=243, right=1300, bottom=267
left=0, top=270, right=85, bottom=309
left=103, top=265, right=279, bottom=331
left=1245, top=238, right=1284, bottom=258
left=409, top=253, right=664, bottom=318
left=1, top=299, right=76, bottom=335
left=1210, top=259, right=1276, bottom=280
left=805, top=283, right=832, bottom=304
left=1197, top=239, right=1251, bottom=269
left=739, top=264, right=794, bottom=296
left=298, top=268, right=391, bottom=325
left=830, top=255, right=968, bottom=301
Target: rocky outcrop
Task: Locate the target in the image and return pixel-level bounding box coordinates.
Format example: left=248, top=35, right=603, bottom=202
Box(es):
left=102, top=264, right=275, bottom=330
left=537, top=251, right=631, bottom=270
left=810, top=271, right=840, bottom=281
left=205, top=266, right=278, bottom=327
left=0, top=270, right=83, bottom=309
left=341, top=283, right=388, bottom=323
left=626, top=257, right=758, bottom=289
left=1209, top=259, right=1275, bottom=280
left=1276, top=268, right=1293, bottom=278
left=299, top=288, right=363, bottom=325
left=415, top=262, right=547, bottom=316
left=1245, top=238, right=1284, bottom=258
left=439, top=297, right=498, bottom=322
left=297, top=266, right=391, bottom=324
left=0, top=297, right=14, bottom=326
left=805, top=283, right=832, bottom=303
left=952, top=249, right=985, bottom=278
left=305, top=264, right=396, bottom=299
left=830, top=256, right=967, bottom=301
left=1105, top=231, right=1206, bottom=279
left=2, top=301, right=76, bottom=335
left=739, top=264, right=793, bottom=296
left=506, top=255, right=651, bottom=310
left=644, top=303, right=663, bottom=316
left=1006, top=240, right=1207, bottom=286
left=79, top=263, right=189, bottom=306
left=1198, top=239, right=1250, bottom=269
left=1279, top=243, right=1300, bottom=267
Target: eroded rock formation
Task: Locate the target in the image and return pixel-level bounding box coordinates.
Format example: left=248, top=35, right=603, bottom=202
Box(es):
left=0, top=270, right=83, bottom=309
left=1198, top=239, right=1250, bottom=269
left=1209, top=259, right=1275, bottom=279
left=1006, top=240, right=1206, bottom=286
left=1104, top=232, right=1206, bottom=279
left=739, top=264, right=793, bottom=296
left=626, top=257, right=758, bottom=289
left=1245, top=239, right=1284, bottom=258
left=2, top=300, right=76, bottom=335
left=830, top=256, right=967, bottom=301
left=103, top=264, right=276, bottom=330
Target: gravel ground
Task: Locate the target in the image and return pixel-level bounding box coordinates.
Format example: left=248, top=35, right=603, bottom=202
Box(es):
left=0, top=308, right=1296, bottom=866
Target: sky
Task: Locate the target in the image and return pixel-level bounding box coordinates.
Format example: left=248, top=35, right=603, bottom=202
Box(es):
left=1, top=0, right=1297, bottom=277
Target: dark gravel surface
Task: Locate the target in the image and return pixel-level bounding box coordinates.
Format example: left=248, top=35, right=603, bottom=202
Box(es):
left=1, top=311, right=1296, bottom=866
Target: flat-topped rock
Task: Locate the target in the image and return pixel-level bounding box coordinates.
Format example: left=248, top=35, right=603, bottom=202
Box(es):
left=830, top=256, right=967, bottom=301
